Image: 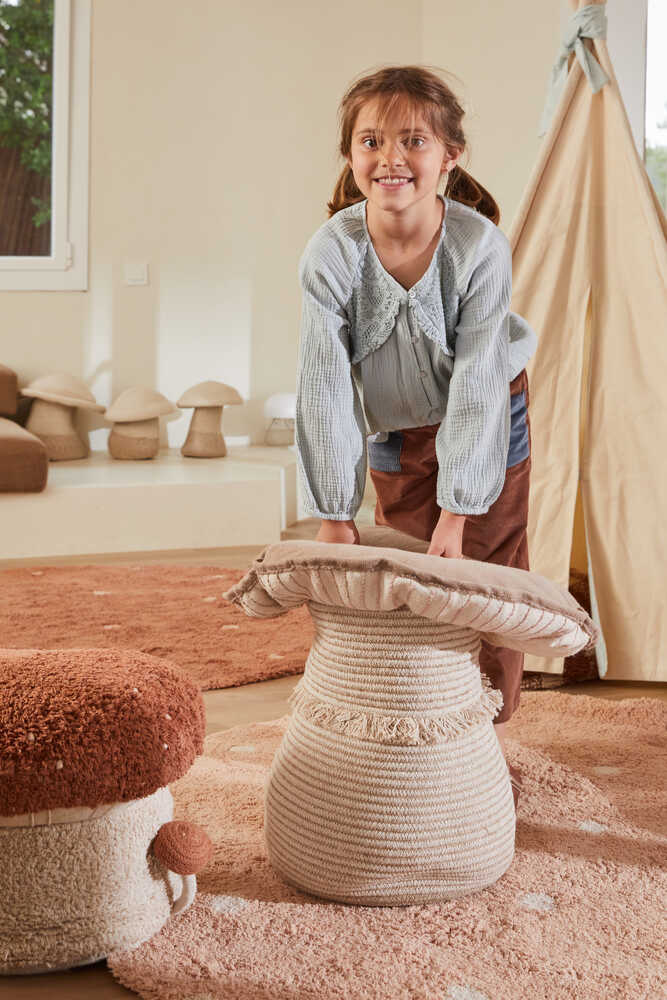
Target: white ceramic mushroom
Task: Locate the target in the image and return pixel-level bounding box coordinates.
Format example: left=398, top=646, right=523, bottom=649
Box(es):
left=263, top=393, right=296, bottom=446
left=177, top=381, right=243, bottom=458
left=105, top=387, right=177, bottom=460
left=21, top=374, right=105, bottom=461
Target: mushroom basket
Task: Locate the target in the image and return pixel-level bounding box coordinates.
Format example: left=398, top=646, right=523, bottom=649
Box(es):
left=0, top=648, right=212, bottom=974
left=224, top=525, right=599, bottom=907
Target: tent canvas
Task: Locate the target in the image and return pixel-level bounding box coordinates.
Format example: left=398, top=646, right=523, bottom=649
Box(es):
left=508, top=0, right=667, bottom=681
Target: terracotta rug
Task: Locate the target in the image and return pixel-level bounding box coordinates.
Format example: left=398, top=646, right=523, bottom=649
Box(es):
left=0, top=564, right=596, bottom=692
left=107, top=693, right=667, bottom=1000
left=0, top=564, right=310, bottom=689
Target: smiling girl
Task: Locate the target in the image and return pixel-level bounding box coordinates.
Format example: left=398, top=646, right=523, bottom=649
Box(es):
left=294, top=65, right=537, bottom=792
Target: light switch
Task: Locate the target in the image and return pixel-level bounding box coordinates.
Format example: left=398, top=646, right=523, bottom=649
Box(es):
left=123, top=259, right=149, bottom=285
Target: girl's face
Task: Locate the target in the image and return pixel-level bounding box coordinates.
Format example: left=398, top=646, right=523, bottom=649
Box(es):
left=346, top=97, right=461, bottom=212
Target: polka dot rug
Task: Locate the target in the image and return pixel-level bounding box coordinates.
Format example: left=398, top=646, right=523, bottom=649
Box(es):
left=0, top=564, right=309, bottom=689
left=107, top=692, right=667, bottom=1000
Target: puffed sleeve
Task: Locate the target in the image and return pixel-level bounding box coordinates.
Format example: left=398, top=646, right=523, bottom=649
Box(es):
left=435, top=226, right=512, bottom=515
left=295, top=245, right=367, bottom=520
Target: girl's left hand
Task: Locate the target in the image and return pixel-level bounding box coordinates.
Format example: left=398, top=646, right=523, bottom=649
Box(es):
left=427, top=509, right=466, bottom=558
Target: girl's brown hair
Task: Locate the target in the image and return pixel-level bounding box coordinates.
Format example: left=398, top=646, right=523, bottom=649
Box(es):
left=327, top=65, right=500, bottom=225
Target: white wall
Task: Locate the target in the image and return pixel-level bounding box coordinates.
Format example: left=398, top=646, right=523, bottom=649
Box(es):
left=0, top=0, right=589, bottom=449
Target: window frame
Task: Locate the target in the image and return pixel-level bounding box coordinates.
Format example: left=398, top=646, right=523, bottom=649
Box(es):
left=0, top=0, right=91, bottom=291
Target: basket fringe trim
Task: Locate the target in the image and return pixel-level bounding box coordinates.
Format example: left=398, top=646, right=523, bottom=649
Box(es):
left=288, top=676, right=503, bottom=746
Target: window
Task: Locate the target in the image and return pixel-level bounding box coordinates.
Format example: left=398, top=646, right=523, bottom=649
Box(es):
left=645, top=0, right=666, bottom=212
left=0, top=0, right=90, bottom=290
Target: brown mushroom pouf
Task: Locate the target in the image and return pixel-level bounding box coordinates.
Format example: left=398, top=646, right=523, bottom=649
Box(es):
left=105, top=387, right=177, bottom=460
left=177, top=380, right=243, bottom=458
left=21, top=373, right=105, bottom=460
left=0, top=648, right=211, bottom=975
left=223, top=525, right=599, bottom=907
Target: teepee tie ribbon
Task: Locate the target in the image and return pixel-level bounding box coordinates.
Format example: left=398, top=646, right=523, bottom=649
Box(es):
left=538, top=4, right=609, bottom=137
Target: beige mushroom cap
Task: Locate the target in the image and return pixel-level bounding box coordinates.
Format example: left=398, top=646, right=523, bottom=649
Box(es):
left=177, top=381, right=243, bottom=409
left=21, top=374, right=105, bottom=413
left=223, top=525, right=600, bottom=660
left=105, top=387, right=177, bottom=423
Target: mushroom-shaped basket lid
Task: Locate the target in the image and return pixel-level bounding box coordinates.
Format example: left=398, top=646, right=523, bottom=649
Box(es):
left=223, top=525, right=600, bottom=659
left=0, top=648, right=205, bottom=818
left=20, top=373, right=105, bottom=412
left=177, top=381, right=242, bottom=409
left=105, top=387, right=177, bottom=422
left=263, top=392, right=296, bottom=419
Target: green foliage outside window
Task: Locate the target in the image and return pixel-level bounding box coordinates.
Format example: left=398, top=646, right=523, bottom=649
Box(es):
left=646, top=144, right=667, bottom=215
left=0, top=0, right=54, bottom=228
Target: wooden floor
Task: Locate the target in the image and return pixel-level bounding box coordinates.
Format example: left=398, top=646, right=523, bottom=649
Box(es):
left=2, top=514, right=665, bottom=998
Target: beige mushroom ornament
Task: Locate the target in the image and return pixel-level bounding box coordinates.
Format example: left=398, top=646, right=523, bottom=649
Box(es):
left=21, top=374, right=105, bottom=461
left=105, top=387, right=177, bottom=460
left=177, top=380, right=242, bottom=458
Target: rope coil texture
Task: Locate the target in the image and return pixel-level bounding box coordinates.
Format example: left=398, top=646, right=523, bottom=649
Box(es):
left=265, top=604, right=516, bottom=905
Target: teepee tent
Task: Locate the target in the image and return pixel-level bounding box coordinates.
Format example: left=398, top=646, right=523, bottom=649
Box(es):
left=508, top=0, right=667, bottom=682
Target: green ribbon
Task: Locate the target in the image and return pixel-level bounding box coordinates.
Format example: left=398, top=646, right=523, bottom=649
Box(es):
left=538, top=4, right=610, bottom=137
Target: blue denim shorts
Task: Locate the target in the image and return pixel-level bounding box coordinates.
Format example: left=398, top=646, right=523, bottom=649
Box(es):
left=368, top=370, right=531, bottom=473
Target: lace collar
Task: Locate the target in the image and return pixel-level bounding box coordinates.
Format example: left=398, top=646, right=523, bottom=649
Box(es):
left=347, top=195, right=455, bottom=363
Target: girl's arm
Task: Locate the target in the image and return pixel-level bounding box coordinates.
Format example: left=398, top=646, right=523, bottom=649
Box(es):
left=295, top=247, right=366, bottom=540
left=431, top=227, right=512, bottom=554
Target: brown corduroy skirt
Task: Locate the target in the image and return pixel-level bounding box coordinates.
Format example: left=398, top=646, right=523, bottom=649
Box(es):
left=368, top=368, right=531, bottom=724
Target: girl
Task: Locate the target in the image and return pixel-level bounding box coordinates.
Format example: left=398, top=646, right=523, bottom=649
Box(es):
left=295, top=65, right=537, bottom=803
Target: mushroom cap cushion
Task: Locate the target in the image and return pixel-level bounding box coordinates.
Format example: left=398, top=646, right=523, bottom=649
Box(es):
left=223, top=530, right=598, bottom=906
left=0, top=648, right=211, bottom=975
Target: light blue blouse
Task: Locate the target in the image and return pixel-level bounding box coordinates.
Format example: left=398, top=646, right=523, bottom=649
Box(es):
left=295, top=194, right=537, bottom=520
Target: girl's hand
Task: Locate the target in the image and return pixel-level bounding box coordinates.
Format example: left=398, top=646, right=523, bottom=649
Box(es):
left=316, top=518, right=360, bottom=545
left=427, top=509, right=466, bottom=558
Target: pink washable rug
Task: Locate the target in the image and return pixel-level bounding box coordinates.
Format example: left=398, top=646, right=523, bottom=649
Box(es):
left=0, top=564, right=310, bottom=689
left=107, top=692, right=667, bottom=1000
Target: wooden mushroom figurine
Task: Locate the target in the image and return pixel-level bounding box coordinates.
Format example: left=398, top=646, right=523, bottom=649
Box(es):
left=0, top=648, right=212, bottom=974
left=21, top=374, right=105, bottom=461
left=223, top=524, right=599, bottom=907
left=177, top=380, right=242, bottom=458
left=105, top=387, right=177, bottom=460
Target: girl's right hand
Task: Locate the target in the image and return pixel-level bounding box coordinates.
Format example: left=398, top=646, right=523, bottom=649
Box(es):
left=316, top=519, right=360, bottom=545
left=427, top=508, right=466, bottom=558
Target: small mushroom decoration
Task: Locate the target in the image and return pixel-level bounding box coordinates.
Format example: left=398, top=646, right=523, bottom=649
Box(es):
left=177, top=380, right=243, bottom=458
left=21, top=374, right=105, bottom=461
left=105, top=387, right=177, bottom=460
left=263, top=393, right=296, bottom=446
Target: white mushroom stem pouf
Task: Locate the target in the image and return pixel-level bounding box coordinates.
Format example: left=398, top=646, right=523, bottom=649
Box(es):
left=223, top=525, right=599, bottom=906
left=21, top=374, right=105, bottom=461
left=105, top=387, right=177, bottom=460
left=177, top=380, right=243, bottom=458
left=0, top=648, right=212, bottom=975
